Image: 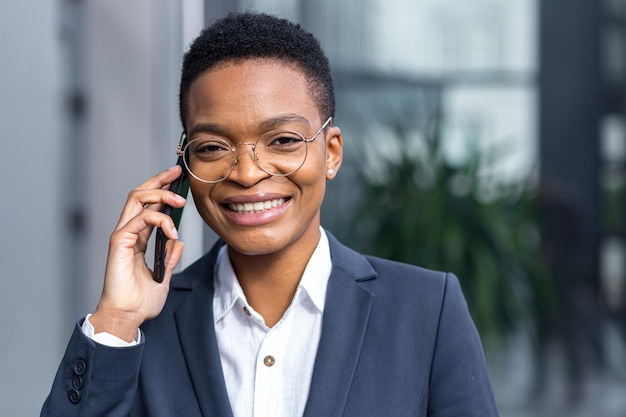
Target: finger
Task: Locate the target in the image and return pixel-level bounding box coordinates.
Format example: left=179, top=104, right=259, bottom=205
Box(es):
left=135, top=222, right=155, bottom=252
left=142, top=177, right=183, bottom=212
left=136, top=165, right=183, bottom=191
left=116, top=182, right=186, bottom=231
left=115, top=190, right=186, bottom=232
left=160, top=239, right=184, bottom=286
left=111, top=210, right=180, bottom=253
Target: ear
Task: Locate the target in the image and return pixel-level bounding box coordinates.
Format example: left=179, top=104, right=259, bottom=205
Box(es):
left=325, top=125, right=343, bottom=180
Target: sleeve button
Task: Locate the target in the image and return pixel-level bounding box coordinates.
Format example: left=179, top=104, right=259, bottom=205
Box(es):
left=72, top=375, right=83, bottom=390
left=68, top=389, right=81, bottom=404
left=73, top=359, right=87, bottom=376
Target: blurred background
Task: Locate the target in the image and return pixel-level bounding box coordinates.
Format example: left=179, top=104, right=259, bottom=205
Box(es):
left=2, top=0, right=626, bottom=415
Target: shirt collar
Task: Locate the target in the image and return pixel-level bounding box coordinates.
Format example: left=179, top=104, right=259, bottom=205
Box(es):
left=298, top=227, right=331, bottom=312
left=213, top=227, right=332, bottom=323
left=213, top=244, right=244, bottom=323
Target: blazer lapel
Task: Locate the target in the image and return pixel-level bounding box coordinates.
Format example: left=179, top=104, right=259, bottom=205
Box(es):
left=173, top=243, right=234, bottom=417
left=169, top=234, right=376, bottom=417
left=303, top=234, right=377, bottom=416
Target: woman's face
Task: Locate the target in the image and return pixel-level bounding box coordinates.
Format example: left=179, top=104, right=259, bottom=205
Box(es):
left=184, top=59, right=342, bottom=257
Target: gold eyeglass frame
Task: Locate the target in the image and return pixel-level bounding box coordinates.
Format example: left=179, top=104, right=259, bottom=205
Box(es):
left=176, top=116, right=333, bottom=184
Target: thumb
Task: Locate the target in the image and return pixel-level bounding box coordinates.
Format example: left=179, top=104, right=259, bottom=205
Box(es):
left=162, top=239, right=184, bottom=285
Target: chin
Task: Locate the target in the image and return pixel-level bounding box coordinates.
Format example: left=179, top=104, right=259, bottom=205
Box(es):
left=225, top=239, right=289, bottom=257
left=218, top=227, right=289, bottom=256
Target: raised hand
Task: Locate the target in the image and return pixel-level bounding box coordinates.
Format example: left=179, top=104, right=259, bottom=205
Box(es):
left=89, top=165, right=187, bottom=342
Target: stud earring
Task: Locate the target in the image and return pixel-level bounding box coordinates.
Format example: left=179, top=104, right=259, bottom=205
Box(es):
left=327, top=168, right=334, bottom=175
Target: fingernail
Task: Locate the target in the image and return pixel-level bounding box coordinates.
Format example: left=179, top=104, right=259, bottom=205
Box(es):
left=171, top=227, right=179, bottom=240
left=174, top=194, right=186, bottom=202
left=168, top=165, right=179, bottom=172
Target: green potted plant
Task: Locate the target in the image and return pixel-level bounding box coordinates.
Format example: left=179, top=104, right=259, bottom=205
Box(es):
left=342, top=115, right=554, bottom=346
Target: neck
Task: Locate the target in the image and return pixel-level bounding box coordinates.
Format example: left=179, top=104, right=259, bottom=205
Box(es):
left=227, top=227, right=321, bottom=327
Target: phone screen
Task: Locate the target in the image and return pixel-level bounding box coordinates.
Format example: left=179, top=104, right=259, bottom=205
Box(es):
left=153, top=156, right=189, bottom=283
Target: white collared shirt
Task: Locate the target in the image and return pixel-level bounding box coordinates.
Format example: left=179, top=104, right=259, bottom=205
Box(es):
left=213, top=228, right=332, bottom=417
left=82, top=228, right=332, bottom=417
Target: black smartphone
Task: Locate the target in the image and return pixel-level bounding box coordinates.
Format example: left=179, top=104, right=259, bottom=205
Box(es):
left=153, top=155, right=189, bottom=283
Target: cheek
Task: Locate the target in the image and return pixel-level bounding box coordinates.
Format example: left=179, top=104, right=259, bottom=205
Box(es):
left=295, top=159, right=326, bottom=190
left=295, top=156, right=327, bottom=201
left=301, top=143, right=328, bottom=180
left=189, top=181, right=218, bottom=217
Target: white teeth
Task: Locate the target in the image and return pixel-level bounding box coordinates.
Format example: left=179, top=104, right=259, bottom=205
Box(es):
left=229, top=198, right=285, bottom=213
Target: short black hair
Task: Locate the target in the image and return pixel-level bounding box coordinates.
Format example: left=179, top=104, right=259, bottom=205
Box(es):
left=178, top=11, right=335, bottom=130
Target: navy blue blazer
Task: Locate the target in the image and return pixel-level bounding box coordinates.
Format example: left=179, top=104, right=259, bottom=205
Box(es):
left=41, top=233, right=499, bottom=416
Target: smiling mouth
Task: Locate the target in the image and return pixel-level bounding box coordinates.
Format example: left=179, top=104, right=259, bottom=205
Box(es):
left=226, top=198, right=288, bottom=213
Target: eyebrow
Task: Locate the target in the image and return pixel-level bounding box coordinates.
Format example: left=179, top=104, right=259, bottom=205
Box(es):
left=187, top=123, right=223, bottom=138
left=259, top=114, right=311, bottom=131
left=187, top=113, right=312, bottom=138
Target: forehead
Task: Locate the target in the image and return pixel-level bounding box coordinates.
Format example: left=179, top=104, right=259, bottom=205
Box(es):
left=185, top=59, right=320, bottom=128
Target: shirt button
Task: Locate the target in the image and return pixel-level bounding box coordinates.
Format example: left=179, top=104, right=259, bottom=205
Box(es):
left=243, top=306, right=251, bottom=316
left=263, top=355, right=275, bottom=367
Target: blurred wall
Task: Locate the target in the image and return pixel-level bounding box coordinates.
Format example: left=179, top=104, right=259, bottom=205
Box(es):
left=0, top=1, right=207, bottom=415
left=81, top=0, right=182, bottom=316
left=66, top=0, right=208, bottom=321
left=0, top=1, right=64, bottom=415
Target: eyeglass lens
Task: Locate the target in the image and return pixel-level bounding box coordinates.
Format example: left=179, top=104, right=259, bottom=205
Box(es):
left=183, top=130, right=309, bottom=183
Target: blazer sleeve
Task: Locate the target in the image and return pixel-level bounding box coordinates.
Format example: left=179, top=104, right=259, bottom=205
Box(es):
left=40, top=321, right=144, bottom=417
left=427, top=273, right=500, bottom=417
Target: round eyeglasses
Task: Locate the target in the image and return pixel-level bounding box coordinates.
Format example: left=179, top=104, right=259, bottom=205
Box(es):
left=177, top=117, right=332, bottom=183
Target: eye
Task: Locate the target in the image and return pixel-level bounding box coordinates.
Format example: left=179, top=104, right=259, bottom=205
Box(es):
left=189, top=138, right=232, bottom=160
left=264, top=131, right=305, bottom=150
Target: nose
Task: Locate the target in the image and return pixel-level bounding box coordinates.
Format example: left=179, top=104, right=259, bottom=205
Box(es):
left=228, top=142, right=269, bottom=185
